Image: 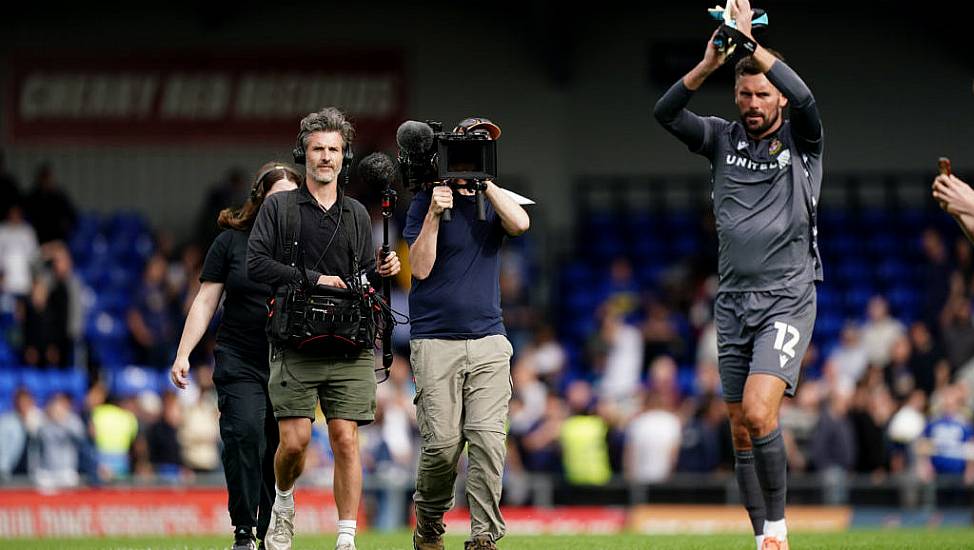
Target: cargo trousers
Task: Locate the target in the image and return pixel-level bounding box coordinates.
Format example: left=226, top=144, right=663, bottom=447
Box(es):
left=409, top=334, right=514, bottom=542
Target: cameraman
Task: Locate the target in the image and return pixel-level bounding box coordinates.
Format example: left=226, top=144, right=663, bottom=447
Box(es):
left=405, top=118, right=529, bottom=550
left=247, top=107, right=400, bottom=550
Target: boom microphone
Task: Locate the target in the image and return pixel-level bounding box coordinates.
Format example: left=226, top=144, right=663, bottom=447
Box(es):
left=396, top=120, right=434, bottom=154
left=358, top=152, right=399, bottom=189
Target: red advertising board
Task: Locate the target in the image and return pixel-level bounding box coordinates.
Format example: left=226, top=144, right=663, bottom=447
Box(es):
left=0, top=488, right=356, bottom=537
left=4, top=51, right=405, bottom=145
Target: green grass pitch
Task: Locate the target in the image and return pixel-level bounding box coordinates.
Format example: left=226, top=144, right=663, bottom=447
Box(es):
left=11, top=529, right=974, bottom=550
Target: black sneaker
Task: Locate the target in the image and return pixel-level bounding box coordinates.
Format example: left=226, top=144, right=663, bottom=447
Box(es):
left=233, top=527, right=257, bottom=550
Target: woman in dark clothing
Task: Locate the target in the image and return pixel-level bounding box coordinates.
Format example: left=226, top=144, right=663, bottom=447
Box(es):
left=170, top=162, right=301, bottom=550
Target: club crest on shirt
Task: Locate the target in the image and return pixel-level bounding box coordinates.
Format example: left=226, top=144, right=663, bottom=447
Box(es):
left=769, top=138, right=783, bottom=156
left=777, top=149, right=791, bottom=169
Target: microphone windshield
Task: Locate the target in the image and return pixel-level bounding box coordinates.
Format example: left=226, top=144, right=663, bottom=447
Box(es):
left=358, top=152, right=399, bottom=188
left=396, top=120, right=434, bottom=154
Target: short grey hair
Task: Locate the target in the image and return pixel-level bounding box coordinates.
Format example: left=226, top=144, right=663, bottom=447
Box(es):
left=297, top=107, right=355, bottom=151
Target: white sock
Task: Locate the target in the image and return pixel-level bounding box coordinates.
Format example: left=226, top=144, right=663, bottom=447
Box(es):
left=756, top=535, right=765, bottom=550
left=337, top=520, right=356, bottom=546
left=764, top=518, right=787, bottom=539
left=275, top=484, right=294, bottom=509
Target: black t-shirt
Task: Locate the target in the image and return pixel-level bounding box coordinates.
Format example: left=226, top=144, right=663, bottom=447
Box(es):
left=201, top=229, right=272, bottom=361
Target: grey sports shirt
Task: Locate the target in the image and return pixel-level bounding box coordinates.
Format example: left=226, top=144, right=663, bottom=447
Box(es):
left=654, top=60, right=824, bottom=292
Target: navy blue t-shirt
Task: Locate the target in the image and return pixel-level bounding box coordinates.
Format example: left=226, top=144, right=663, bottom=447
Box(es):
left=403, top=188, right=506, bottom=339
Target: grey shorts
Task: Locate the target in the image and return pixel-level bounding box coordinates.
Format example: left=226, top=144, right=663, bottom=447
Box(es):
left=714, top=283, right=816, bottom=402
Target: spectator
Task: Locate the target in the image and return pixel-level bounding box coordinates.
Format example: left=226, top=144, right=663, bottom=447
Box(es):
left=519, top=324, right=566, bottom=391
left=560, top=381, right=611, bottom=485
left=825, top=323, right=869, bottom=393
left=647, top=355, right=681, bottom=412
left=22, top=163, right=77, bottom=245
left=91, top=393, right=139, bottom=480
left=19, top=262, right=71, bottom=367
left=908, top=322, right=948, bottom=397
left=676, top=393, right=723, bottom=473
left=0, top=205, right=38, bottom=297
left=809, top=388, right=857, bottom=503
left=600, top=257, right=640, bottom=319
left=919, top=228, right=951, bottom=334
left=147, top=391, right=184, bottom=480
left=588, top=303, right=643, bottom=406
left=195, top=168, right=248, bottom=250
left=178, top=366, right=220, bottom=472
left=509, top=360, right=548, bottom=436
left=850, top=383, right=894, bottom=475
left=941, top=295, right=974, bottom=374
left=500, top=248, right=538, bottom=351
left=919, top=384, right=974, bottom=486
left=642, top=297, right=687, bottom=366
left=365, top=357, right=417, bottom=531
left=884, top=335, right=916, bottom=401
left=624, top=389, right=682, bottom=483
left=127, top=253, right=177, bottom=367
left=0, top=387, right=43, bottom=479
left=695, top=321, right=719, bottom=373
left=44, top=242, right=85, bottom=361
left=34, top=392, right=85, bottom=490
left=887, top=390, right=928, bottom=473
left=0, top=149, right=21, bottom=220
left=860, top=295, right=905, bottom=369
left=516, top=393, right=566, bottom=475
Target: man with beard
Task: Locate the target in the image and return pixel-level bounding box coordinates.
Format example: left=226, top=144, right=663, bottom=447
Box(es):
left=654, top=1, right=823, bottom=549
left=248, top=107, right=401, bottom=550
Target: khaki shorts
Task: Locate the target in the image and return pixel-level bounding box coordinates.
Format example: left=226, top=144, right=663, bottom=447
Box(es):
left=268, top=345, right=377, bottom=424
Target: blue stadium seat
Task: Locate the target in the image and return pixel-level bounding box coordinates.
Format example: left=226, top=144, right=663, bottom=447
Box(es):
left=0, top=369, right=17, bottom=407
left=20, top=368, right=55, bottom=405
left=819, top=209, right=851, bottom=231
left=827, top=235, right=861, bottom=258
left=887, top=286, right=920, bottom=322
left=55, top=369, right=89, bottom=407
left=835, top=261, right=870, bottom=285
left=635, top=264, right=664, bottom=288
left=868, top=235, right=899, bottom=259
left=877, top=259, right=910, bottom=285
left=816, top=285, right=839, bottom=312
left=843, top=287, right=873, bottom=317
left=815, top=314, right=844, bottom=342
left=90, top=337, right=135, bottom=369
left=110, top=365, right=159, bottom=398
left=670, top=235, right=699, bottom=257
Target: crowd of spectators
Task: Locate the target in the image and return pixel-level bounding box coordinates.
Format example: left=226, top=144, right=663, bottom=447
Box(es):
left=1, top=154, right=972, bottom=513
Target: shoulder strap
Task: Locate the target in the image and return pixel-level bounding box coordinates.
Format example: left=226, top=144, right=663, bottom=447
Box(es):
left=347, top=196, right=361, bottom=275
left=282, top=190, right=301, bottom=267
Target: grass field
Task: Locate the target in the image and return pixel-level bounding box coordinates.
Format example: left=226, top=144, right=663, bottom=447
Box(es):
left=12, top=529, right=974, bottom=550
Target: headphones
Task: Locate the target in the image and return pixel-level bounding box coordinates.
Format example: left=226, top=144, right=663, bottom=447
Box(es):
left=291, top=133, right=354, bottom=169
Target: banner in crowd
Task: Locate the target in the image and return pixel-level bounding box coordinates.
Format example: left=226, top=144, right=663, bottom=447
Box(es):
left=0, top=488, right=353, bottom=537
left=4, top=51, right=405, bottom=145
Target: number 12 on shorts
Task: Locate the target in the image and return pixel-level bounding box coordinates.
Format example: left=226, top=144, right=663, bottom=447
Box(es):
left=772, top=321, right=801, bottom=368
